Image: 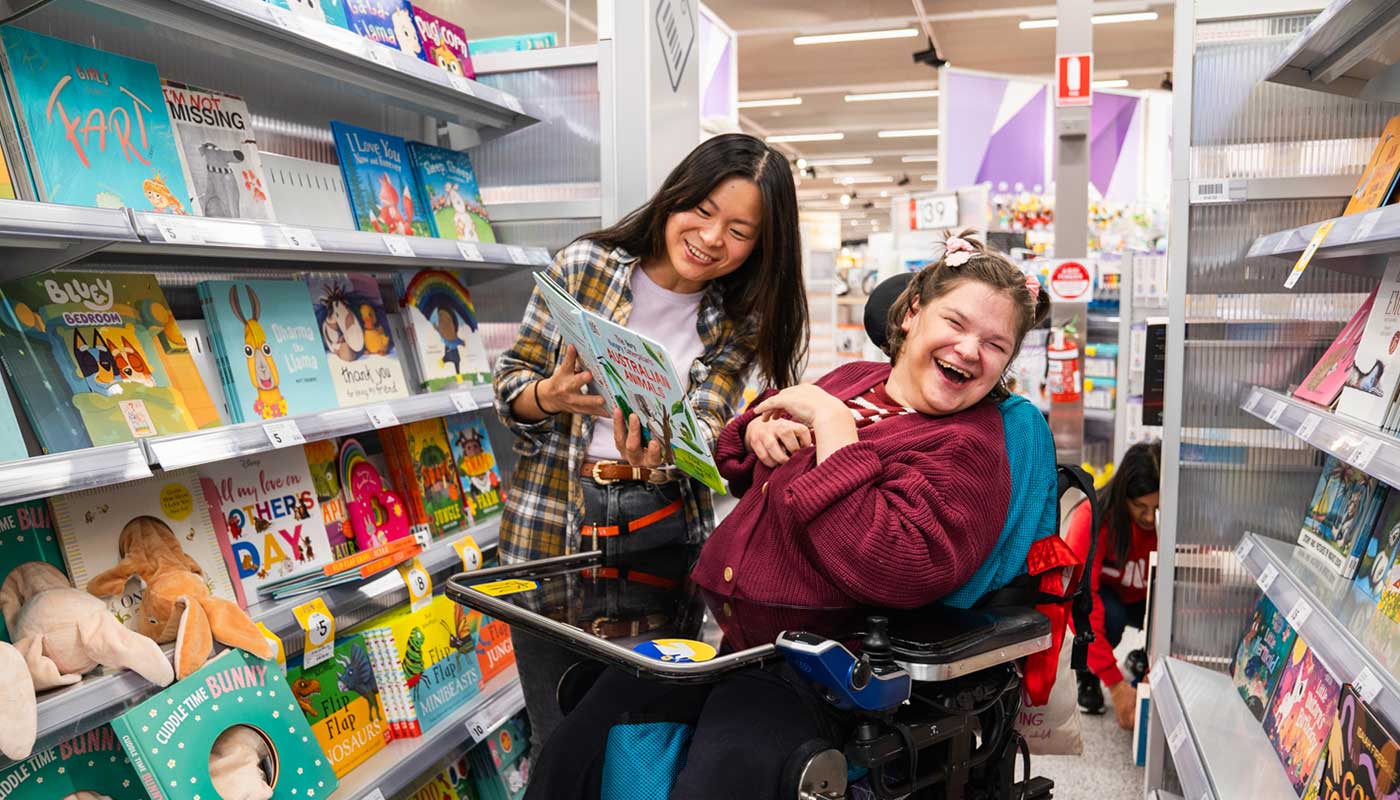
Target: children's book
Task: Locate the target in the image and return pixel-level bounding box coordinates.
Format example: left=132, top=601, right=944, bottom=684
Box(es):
left=1338, top=260, right=1400, bottom=425
left=412, top=6, right=475, bottom=78
left=307, top=272, right=411, bottom=406
left=410, top=771, right=464, bottom=800
left=1296, top=288, right=1377, bottom=408
left=269, top=0, right=328, bottom=22
left=0, top=500, right=66, bottom=642
left=1308, top=683, right=1400, bottom=800
left=395, top=269, right=491, bottom=389
left=261, top=152, right=356, bottom=229
left=406, top=141, right=495, bottom=242
left=446, top=412, right=504, bottom=522
left=162, top=80, right=277, bottom=221
left=531, top=271, right=726, bottom=492
left=474, top=611, right=515, bottom=685
left=447, top=751, right=482, bottom=800
left=198, top=279, right=339, bottom=424
left=199, top=448, right=335, bottom=606
left=344, top=0, right=426, bottom=57
left=470, top=715, right=530, bottom=800
left=1358, top=491, right=1400, bottom=599
left=51, top=469, right=236, bottom=622
left=382, top=418, right=469, bottom=540
left=331, top=121, right=431, bottom=237
left=287, top=632, right=392, bottom=776
left=0, top=28, right=192, bottom=212
left=1346, top=115, right=1400, bottom=216
left=1299, top=454, right=1389, bottom=577
left=1263, top=637, right=1343, bottom=795
left=1231, top=594, right=1298, bottom=721
left=0, top=725, right=145, bottom=799
left=304, top=437, right=356, bottom=559
left=0, top=271, right=220, bottom=452
left=466, top=33, right=557, bottom=54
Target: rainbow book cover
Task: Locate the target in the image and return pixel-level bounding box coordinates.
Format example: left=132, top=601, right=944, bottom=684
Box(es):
left=307, top=272, right=411, bottom=406
left=0, top=28, right=192, bottom=212
left=161, top=80, right=276, bottom=221
left=0, top=500, right=66, bottom=642
left=304, top=437, right=355, bottom=559
left=1295, top=288, right=1377, bottom=408
left=1263, top=638, right=1343, bottom=795
left=382, top=417, right=469, bottom=540
left=344, top=0, right=426, bottom=57
left=394, top=269, right=490, bottom=389
left=446, top=412, right=503, bottom=522
left=1230, top=594, right=1298, bottom=721
left=412, top=6, right=475, bottom=78
left=406, top=142, right=495, bottom=242
left=198, top=448, right=335, bottom=606
left=0, top=271, right=219, bottom=452
left=1309, top=683, right=1400, bottom=800
left=198, top=279, right=338, bottom=424
left=0, top=725, right=145, bottom=800
left=330, top=121, right=431, bottom=237
left=1299, top=454, right=1389, bottom=578
left=287, top=632, right=391, bottom=777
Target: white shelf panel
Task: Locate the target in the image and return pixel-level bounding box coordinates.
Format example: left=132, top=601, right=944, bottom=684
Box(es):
left=1265, top=0, right=1400, bottom=101
left=0, top=442, right=151, bottom=506
left=1189, top=175, right=1358, bottom=205
left=486, top=198, right=603, bottom=223
left=473, top=44, right=601, bottom=73
left=144, top=383, right=495, bottom=470
left=1241, top=386, right=1400, bottom=488
left=1151, top=657, right=1296, bottom=800
left=0, top=199, right=138, bottom=246
left=1248, top=204, right=1400, bottom=275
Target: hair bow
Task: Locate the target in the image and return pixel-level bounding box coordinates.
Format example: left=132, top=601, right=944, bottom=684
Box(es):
left=1024, top=272, right=1041, bottom=299
left=943, top=236, right=975, bottom=267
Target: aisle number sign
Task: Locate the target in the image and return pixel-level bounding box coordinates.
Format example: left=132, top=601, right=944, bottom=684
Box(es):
left=399, top=556, right=433, bottom=612
left=294, top=597, right=336, bottom=668
left=1046, top=259, right=1096, bottom=303
left=908, top=193, right=959, bottom=231
left=1056, top=53, right=1093, bottom=107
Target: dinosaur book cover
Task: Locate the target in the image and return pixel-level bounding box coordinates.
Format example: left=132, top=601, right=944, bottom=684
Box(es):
left=1299, top=454, right=1389, bottom=578
left=197, top=279, right=337, bottom=424
left=0, top=271, right=219, bottom=453
left=306, top=272, right=411, bottom=406
left=0, top=499, right=67, bottom=642
left=1263, top=637, right=1342, bottom=795
left=0, top=725, right=146, bottom=800
left=411, top=6, right=475, bottom=79
left=445, top=412, right=503, bottom=522
left=287, top=633, right=391, bottom=777
left=406, top=142, right=494, bottom=243
left=382, top=417, right=468, bottom=540
left=1230, top=594, right=1298, bottom=721
left=0, top=28, right=192, bottom=212
left=1308, top=683, right=1399, bottom=800
left=161, top=80, right=276, bottom=221
left=394, top=269, right=490, bottom=390
left=330, top=121, right=431, bottom=237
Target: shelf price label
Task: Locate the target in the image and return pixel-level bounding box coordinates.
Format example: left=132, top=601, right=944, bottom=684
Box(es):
left=1285, top=600, right=1313, bottom=630
left=383, top=235, right=415, bottom=258
left=293, top=597, right=336, bottom=668
left=155, top=218, right=205, bottom=245
left=1296, top=414, right=1321, bottom=441
left=447, top=74, right=476, bottom=96
left=1272, top=234, right=1292, bottom=255
left=465, top=709, right=496, bottom=742
left=1354, top=210, right=1385, bottom=242
left=1265, top=400, right=1286, bottom=426
left=264, top=419, right=306, bottom=449
left=454, top=535, right=484, bottom=572
left=1244, top=388, right=1263, bottom=413
left=457, top=242, right=484, bottom=262
left=1167, top=721, right=1189, bottom=754
left=362, top=791, right=386, bottom=800
left=451, top=391, right=479, bottom=413
left=1284, top=219, right=1337, bottom=289
left=363, top=43, right=394, bottom=67
left=280, top=226, right=321, bottom=251
left=1256, top=563, right=1279, bottom=593
left=255, top=622, right=286, bottom=671
left=398, top=556, right=433, bottom=612
left=1234, top=538, right=1254, bottom=564
left=1355, top=666, right=1383, bottom=704
left=507, top=245, right=530, bottom=265
left=1348, top=437, right=1382, bottom=471
left=365, top=405, right=400, bottom=429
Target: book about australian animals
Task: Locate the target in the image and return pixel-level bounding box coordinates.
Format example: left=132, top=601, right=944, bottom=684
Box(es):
left=161, top=80, right=277, bottom=221
left=1337, top=260, right=1400, bottom=425
left=287, top=632, right=391, bottom=776
left=1299, top=455, right=1389, bottom=577
left=344, top=0, right=426, bottom=57
left=0, top=500, right=66, bottom=642
left=331, top=121, right=431, bottom=237
left=304, top=438, right=355, bottom=559
left=1309, top=683, right=1400, bottom=800
left=0, top=271, right=219, bottom=453
left=198, top=279, right=338, bottom=424
left=412, top=6, right=475, bottom=78
left=1231, top=594, right=1298, bottom=721
left=1296, top=288, right=1377, bottom=408
left=1358, top=491, right=1400, bottom=599
left=406, top=142, right=495, bottom=242
left=50, top=469, right=236, bottom=623
left=395, top=269, right=490, bottom=389
left=1346, top=115, right=1400, bottom=216
left=307, top=272, right=411, bottom=406
left=0, top=725, right=146, bottom=800
left=446, top=412, right=504, bottom=522
left=1263, top=637, right=1342, bottom=795
left=0, top=28, right=192, bottom=212
left=382, top=417, right=470, bottom=540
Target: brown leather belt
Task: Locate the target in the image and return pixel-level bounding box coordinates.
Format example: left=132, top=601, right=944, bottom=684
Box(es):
left=581, top=460, right=677, bottom=485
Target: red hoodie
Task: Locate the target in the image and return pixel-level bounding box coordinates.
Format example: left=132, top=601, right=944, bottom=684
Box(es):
left=1064, top=501, right=1156, bottom=686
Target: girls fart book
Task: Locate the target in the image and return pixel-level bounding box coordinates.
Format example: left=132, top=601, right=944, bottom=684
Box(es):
left=395, top=269, right=490, bottom=389
left=162, top=80, right=277, bottom=220
left=406, top=141, right=495, bottom=242
left=307, top=272, right=411, bottom=406
left=1263, top=638, right=1342, bottom=795
left=1298, top=454, right=1389, bottom=577
left=1231, top=594, right=1298, bottom=721
left=331, top=120, right=431, bottom=237
left=1295, top=288, right=1377, bottom=408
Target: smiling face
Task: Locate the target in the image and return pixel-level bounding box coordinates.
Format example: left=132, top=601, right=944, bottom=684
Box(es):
left=888, top=280, right=1018, bottom=416
left=656, top=177, right=762, bottom=292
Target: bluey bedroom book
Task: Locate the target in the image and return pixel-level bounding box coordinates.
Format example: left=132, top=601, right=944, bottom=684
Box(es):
left=1230, top=594, right=1298, bottom=721
left=0, top=499, right=67, bottom=642
left=161, top=80, right=277, bottom=221
left=304, top=437, right=356, bottom=559
left=0, top=28, right=192, bottom=212
left=1345, top=114, right=1400, bottom=216
left=446, top=412, right=504, bottom=522
left=50, top=468, right=236, bottom=623
left=412, top=6, right=475, bottom=78
left=0, top=271, right=220, bottom=452
left=306, top=272, right=411, bottom=406
left=1295, top=288, right=1377, bottom=408
left=287, top=632, right=392, bottom=777
left=1263, top=638, right=1342, bottom=795
left=198, top=448, right=335, bottom=606
left=198, top=279, right=338, bottom=424
left=1337, top=259, right=1400, bottom=426
left=406, top=141, right=495, bottom=242
left=330, top=121, right=431, bottom=237
left=0, top=724, right=145, bottom=800
left=1358, top=491, right=1400, bottom=599
left=1298, top=454, right=1389, bottom=578
left=395, top=269, right=490, bottom=389
left=344, top=0, right=426, bottom=57
left=382, top=417, right=470, bottom=540
left=1308, top=683, right=1400, bottom=800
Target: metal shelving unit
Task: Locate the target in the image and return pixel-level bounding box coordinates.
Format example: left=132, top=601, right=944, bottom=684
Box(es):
left=0, top=442, right=151, bottom=507
left=1248, top=203, right=1400, bottom=278
left=1240, top=386, right=1400, bottom=482
left=1265, top=0, right=1400, bottom=100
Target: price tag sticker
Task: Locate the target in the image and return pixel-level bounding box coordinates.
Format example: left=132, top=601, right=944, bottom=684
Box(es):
left=293, top=597, right=336, bottom=668
left=365, top=405, right=400, bottom=429
left=465, top=710, right=494, bottom=742
left=364, top=44, right=394, bottom=67
left=454, top=535, right=484, bottom=572
left=1265, top=400, right=1286, bottom=426
left=1296, top=414, right=1321, bottom=441
left=255, top=622, right=286, bottom=670
left=383, top=235, right=415, bottom=257
left=1284, top=219, right=1337, bottom=289
left=1355, top=666, right=1383, bottom=704
left=457, top=241, right=484, bottom=262
left=1235, top=538, right=1254, bottom=564
left=1286, top=600, right=1313, bottom=630
left=507, top=245, right=530, bottom=265
left=155, top=219, right=205, bottom=245
left=1257, top=563, right=1279, bottom=592
left=1355, top=210, right=1385, bottom=242
left=451, top=391, right=478, bottom=413
left=398, top=556, right=433, bottom=612
left=1244, top=388, right=1263, bottom=413
left=280, top=226, right=321, bottom=251
left=263, top=419, right=306, bottom=449
left=1167, top=721, right=1189, bottom=754
left=447, top=73, right=476, bottom=95
left=1350, top=437, right=1382, bottom=471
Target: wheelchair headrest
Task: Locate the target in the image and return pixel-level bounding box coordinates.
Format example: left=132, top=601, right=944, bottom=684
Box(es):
left=863, top=273, right=915, bottom=351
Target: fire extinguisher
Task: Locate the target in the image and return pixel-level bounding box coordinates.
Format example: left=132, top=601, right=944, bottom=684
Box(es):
left=1047, top=322, right=1082, bottom=404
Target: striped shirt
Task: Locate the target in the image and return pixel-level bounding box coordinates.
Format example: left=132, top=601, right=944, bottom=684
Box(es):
left=847, top=383, right=916, bottom=428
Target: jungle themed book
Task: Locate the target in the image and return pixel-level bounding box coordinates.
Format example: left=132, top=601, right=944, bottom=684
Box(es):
left=344, top=0, right=426, bottom=57
left=382, top=417, right=469, bottom=540
left=0, top=500, right=67, bottom=642
left=330, top=120, right=431, bottom=237
left=287, top=632, right=392, bottom=777
left=0, top=28, right=192, bottom=212
left=445, top=412, right=504, bottom=522
left=307, top=272, right=411, bottom=406
left=1295, top=288, right=1377, bottom=408
left=162, top=80, right=277, bottom=221
left=406, top=141, right=494, bottom=242
left=1263, top=638, right=1342, bottom=795
left=1345, top=114, right=1400, bottom=216
left=0, top=271, right=219, bottom=452
left=412, top=6, right=475, bottom=78
left=1298, top=454, right=1389, bottom=577
left=0, top=725, right=145, bottom=800
left=474, top=611, right=515, bottom=684
left=1337, top=259, right=1400, bottom=426
left=395, top=269, right=490, bottom=389
left=1309, top=683, right=1399, bottom=800
left=1230, top=595, right=1298, bottom=721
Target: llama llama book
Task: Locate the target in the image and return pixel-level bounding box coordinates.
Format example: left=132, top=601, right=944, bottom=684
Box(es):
left=1263, top=637, right=1342, bottom=795
left=412, top=6, right=475, bottom=78
left=307, top=272, right=411, bottom=406
left=0, top=271, right=220, bottom=452
left=198, top=279, right=338, bottom=424
left=344, top=0, right=426, bottom=57
left=395, top=269, right=490, bottom=389
left=50, top=468, right=236, bottom=623
left=0, top=725, right=145, bottom=800
left=0, top=28, right=192, bottom=212
left=1337, top=260, right=1400, bottom=425
left=1231, top=594, right=1298, bottom=721
left=1308, top=683, right=1400, bottom=800
left=1296, top=289, right=1377, bottom=408
left=446, top=412, right=503, bottom=522
left=1299, top=454, right=1389, bottom=577
left=0, top=500, right=67, bottom=642
left=287, top=632, right=392, bottom=777
left=1345, top=114, right=1400, bottom=216
left=330, top=121, right=431, bottom=236
left=406, top=142, right=494, bottom=242
left=161, top=80, right=277, bottom=221
left=382, top=417, right=470, bottom=540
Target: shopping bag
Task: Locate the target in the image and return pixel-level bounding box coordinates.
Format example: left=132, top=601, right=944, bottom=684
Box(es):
left=1015, top=634, right=1083, bottom=755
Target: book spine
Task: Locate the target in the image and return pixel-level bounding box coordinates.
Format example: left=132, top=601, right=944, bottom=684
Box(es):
left=199, top=474, right=250, bottom=608
left=0, top=44, right=39, bottom=201
left=382, top=425, right=433, bottom=536
left=110, top=712, right=169, bottom=800
left=324, top=535, right=419, bottom=576
left=358, top=543, right=421, bottom=578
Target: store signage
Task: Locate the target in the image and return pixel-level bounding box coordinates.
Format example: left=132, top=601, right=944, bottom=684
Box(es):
left=1056, top=53, right=1093, bottom=107
left=655, top=0, right=696, bottom=92
left=908, top=193, right=959, bottom=231
left=1045, top=259, right=1095, bottom=303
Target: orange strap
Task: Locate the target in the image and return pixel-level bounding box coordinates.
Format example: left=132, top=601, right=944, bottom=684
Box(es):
left=581, top=499, right=684, bottom=539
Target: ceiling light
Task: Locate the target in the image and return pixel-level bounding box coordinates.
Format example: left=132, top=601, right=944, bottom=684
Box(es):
left=805, top=157, right=874, bottom=167
left=766, top=132, right=845, bottom=143
left=920, top=174, right=938, bottom=181
left=844, top=89, right=939, bottom=103
left=793, top=28, right=918, bottom=46
left=840, top=194, right=851, bottom=207
left=880, top=190, right=888, bottom=197
left=1019, top=11, right=1159, bottom=29
left=878, top=128, right=939, bottom=138
left=1092, top=79, right=1129, bottom=89
left=901, top=154, right=937, bottom=163
left=837, top=175, right=895, bottom=184
left=738, top=96, right=803, bottom=109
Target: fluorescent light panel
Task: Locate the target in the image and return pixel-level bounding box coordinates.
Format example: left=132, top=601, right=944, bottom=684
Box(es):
left=766, top=132, right=844, bottom=143
left=794, top=27, right=918, bottom=45
left=837, top=175, right=895, bottom=184
left=805, top=157, right=874, bottom=167
left=844, top=89, right=939, bottom=102
left=877, top=128, right=939, bottom=138
left=920, top=174, right=938, bottom=181
left=901, top=154, right=937, bottom=163
left=1019, top=11, right=1159, bottom=29
left=1092, top=79, right=1129, bottom=89
left=737, top=97, right=803, bottom=108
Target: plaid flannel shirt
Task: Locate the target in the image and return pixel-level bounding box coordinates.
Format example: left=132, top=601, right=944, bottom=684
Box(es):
left=493, top=240, right=754, bottom=564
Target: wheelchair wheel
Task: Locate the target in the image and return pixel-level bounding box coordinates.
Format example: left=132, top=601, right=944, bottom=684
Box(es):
left=783, top=739, right=848, bottom=800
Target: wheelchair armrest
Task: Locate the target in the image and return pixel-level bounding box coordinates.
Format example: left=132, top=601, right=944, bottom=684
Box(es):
left=885, top=605, right=1051, bottom=682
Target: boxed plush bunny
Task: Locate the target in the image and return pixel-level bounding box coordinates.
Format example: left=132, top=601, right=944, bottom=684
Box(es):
left=111, top=648, right=337, bottom=800
left=0, top=725, right=144, bottom=799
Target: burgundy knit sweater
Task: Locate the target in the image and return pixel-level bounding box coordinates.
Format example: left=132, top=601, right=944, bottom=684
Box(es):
left=691, top=361, right=1011, bottom=609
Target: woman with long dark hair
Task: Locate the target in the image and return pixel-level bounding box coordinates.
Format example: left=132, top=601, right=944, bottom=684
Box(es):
left=1066, top=441, right=1161, bottom=728
left=492, top=133, right=808, bottom=749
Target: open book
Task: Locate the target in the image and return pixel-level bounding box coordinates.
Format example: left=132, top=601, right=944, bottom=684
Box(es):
left=533, top=272, right=726, bottom=493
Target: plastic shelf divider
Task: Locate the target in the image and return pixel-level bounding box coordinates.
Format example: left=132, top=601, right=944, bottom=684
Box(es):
left=0, top=442, right=151, bottom=506
left=1241, top=386, right=1400, bottom=487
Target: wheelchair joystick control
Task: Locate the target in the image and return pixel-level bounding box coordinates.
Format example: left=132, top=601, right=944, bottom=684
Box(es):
left=862, top=616, right=894, bottom=668
left=775, top=627, right=911, bottom=713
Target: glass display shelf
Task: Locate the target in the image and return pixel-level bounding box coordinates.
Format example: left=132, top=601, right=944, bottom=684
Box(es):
left=0, top=199, right=142, bottom=280
left=0, top=442, right=151, bottom=507
left=1265, top=0, right=1400, bottom=102
left=1241, top=386, right=1399, bottom=489
left=1247, top=204, right=1400, bottom=279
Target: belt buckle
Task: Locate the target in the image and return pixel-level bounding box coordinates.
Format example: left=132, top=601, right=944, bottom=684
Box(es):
left=647, top=466, right=674, bottom=484
left=590, top=460, right=618, bottom=486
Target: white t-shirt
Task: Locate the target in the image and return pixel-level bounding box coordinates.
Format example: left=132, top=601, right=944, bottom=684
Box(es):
left=587, top=265, right=705, bottom=461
